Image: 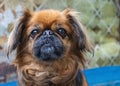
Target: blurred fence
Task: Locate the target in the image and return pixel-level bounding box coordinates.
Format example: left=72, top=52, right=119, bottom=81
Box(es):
left=0, top=0, right=120, bottom=68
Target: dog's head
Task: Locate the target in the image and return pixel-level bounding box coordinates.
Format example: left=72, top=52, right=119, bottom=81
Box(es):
left=7, top=8, right=92, bottom=64
left=7, top=9, right=92, bottom=85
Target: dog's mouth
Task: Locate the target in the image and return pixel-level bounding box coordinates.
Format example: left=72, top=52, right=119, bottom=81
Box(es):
left=33, top=36, right=64, bottom=61
left=41, top=45, right=55, bottom=54
left=40, top=44, right=56, bottom=60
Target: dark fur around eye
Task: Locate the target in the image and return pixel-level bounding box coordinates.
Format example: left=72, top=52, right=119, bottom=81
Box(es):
left=30, top=29, right=39, bottom=39
left=57, top=28, right=67, bottom=38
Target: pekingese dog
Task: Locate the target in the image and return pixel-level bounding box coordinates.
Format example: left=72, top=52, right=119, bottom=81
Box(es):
left=7, top=8, right=92, bottom=86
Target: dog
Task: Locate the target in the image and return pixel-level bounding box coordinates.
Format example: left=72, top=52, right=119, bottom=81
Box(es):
left=7, top=8, right=92, bottom=86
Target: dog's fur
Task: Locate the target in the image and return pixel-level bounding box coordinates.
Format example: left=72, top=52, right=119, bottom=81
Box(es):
left=7, top=9, right=92, bottom=86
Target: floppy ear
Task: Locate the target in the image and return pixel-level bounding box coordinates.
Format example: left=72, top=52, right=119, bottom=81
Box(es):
left=63, top=8, right=92, bottom=52
left=7, top=9, right=33, bottom=56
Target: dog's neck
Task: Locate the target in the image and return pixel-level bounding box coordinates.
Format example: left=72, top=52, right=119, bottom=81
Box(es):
left=17, top=70, right=84, bottom=86
left=14, top=54, right=85, bottom=86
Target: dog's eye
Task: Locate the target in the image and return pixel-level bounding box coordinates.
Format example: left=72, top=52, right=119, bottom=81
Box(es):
left=57, top=28, right=67, bottom=38
left=30, top=29, right=39, bottom=38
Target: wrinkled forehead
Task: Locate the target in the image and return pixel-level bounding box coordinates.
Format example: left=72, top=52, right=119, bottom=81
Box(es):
left=29, top=10, right=67, bottom=28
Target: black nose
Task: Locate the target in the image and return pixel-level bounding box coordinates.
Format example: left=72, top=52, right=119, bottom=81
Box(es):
left=42, top=30, right=54, bottom=36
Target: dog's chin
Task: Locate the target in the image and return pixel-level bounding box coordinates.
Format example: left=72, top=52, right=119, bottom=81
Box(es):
left=40, top=44, right=62, bottom=61
left=33, top=36, right=65, bottom=61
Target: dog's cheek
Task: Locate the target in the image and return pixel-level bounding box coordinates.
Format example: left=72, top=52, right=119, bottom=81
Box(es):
left=62, top=39, right=71, bottom=54
left=26, top=39, right=34, bottom=54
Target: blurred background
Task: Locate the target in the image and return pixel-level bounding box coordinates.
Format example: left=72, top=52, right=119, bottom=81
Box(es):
left=0, top=0, right=120, bottom=84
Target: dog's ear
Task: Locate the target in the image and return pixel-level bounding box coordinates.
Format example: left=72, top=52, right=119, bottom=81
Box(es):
left=62, top=8, right=93, bottom=52
left=7, top=9, right=33, bottom=56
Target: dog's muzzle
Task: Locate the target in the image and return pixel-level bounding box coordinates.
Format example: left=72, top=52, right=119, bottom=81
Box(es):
left=33, top=30, right=64, bottom=61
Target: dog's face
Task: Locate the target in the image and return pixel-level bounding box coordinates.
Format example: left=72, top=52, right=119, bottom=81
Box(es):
left=7, top=9, right=92, bottom=63
left=28, top=10, right=72, bottom=61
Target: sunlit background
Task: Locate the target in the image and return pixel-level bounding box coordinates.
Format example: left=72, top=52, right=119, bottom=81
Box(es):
left=0, top=0, right=120, bottom=85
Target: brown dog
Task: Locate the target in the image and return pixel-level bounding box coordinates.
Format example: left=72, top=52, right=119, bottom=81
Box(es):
left=7, top=8, right=92, bottom=86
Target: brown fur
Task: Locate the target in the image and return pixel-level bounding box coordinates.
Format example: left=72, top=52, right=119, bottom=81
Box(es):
left=7, top=8, right=92, bottom=86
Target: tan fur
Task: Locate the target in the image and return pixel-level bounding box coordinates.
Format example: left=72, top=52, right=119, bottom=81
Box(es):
left=7, top=8, right=92, bottom=86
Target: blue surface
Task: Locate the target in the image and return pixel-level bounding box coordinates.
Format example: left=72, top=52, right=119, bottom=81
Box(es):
left=0, top=81, right=17, bottom=86
left=84, top=66, right=120, bottom=86
left=0, top=66, right=120, bottom=86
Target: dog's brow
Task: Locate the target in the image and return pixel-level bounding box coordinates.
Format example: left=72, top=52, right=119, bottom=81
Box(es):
left=35, top=24, right=41, bottom=29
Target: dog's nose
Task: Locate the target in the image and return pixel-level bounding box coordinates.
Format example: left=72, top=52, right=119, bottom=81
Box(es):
left=42, top=30, right=54, bottom=36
